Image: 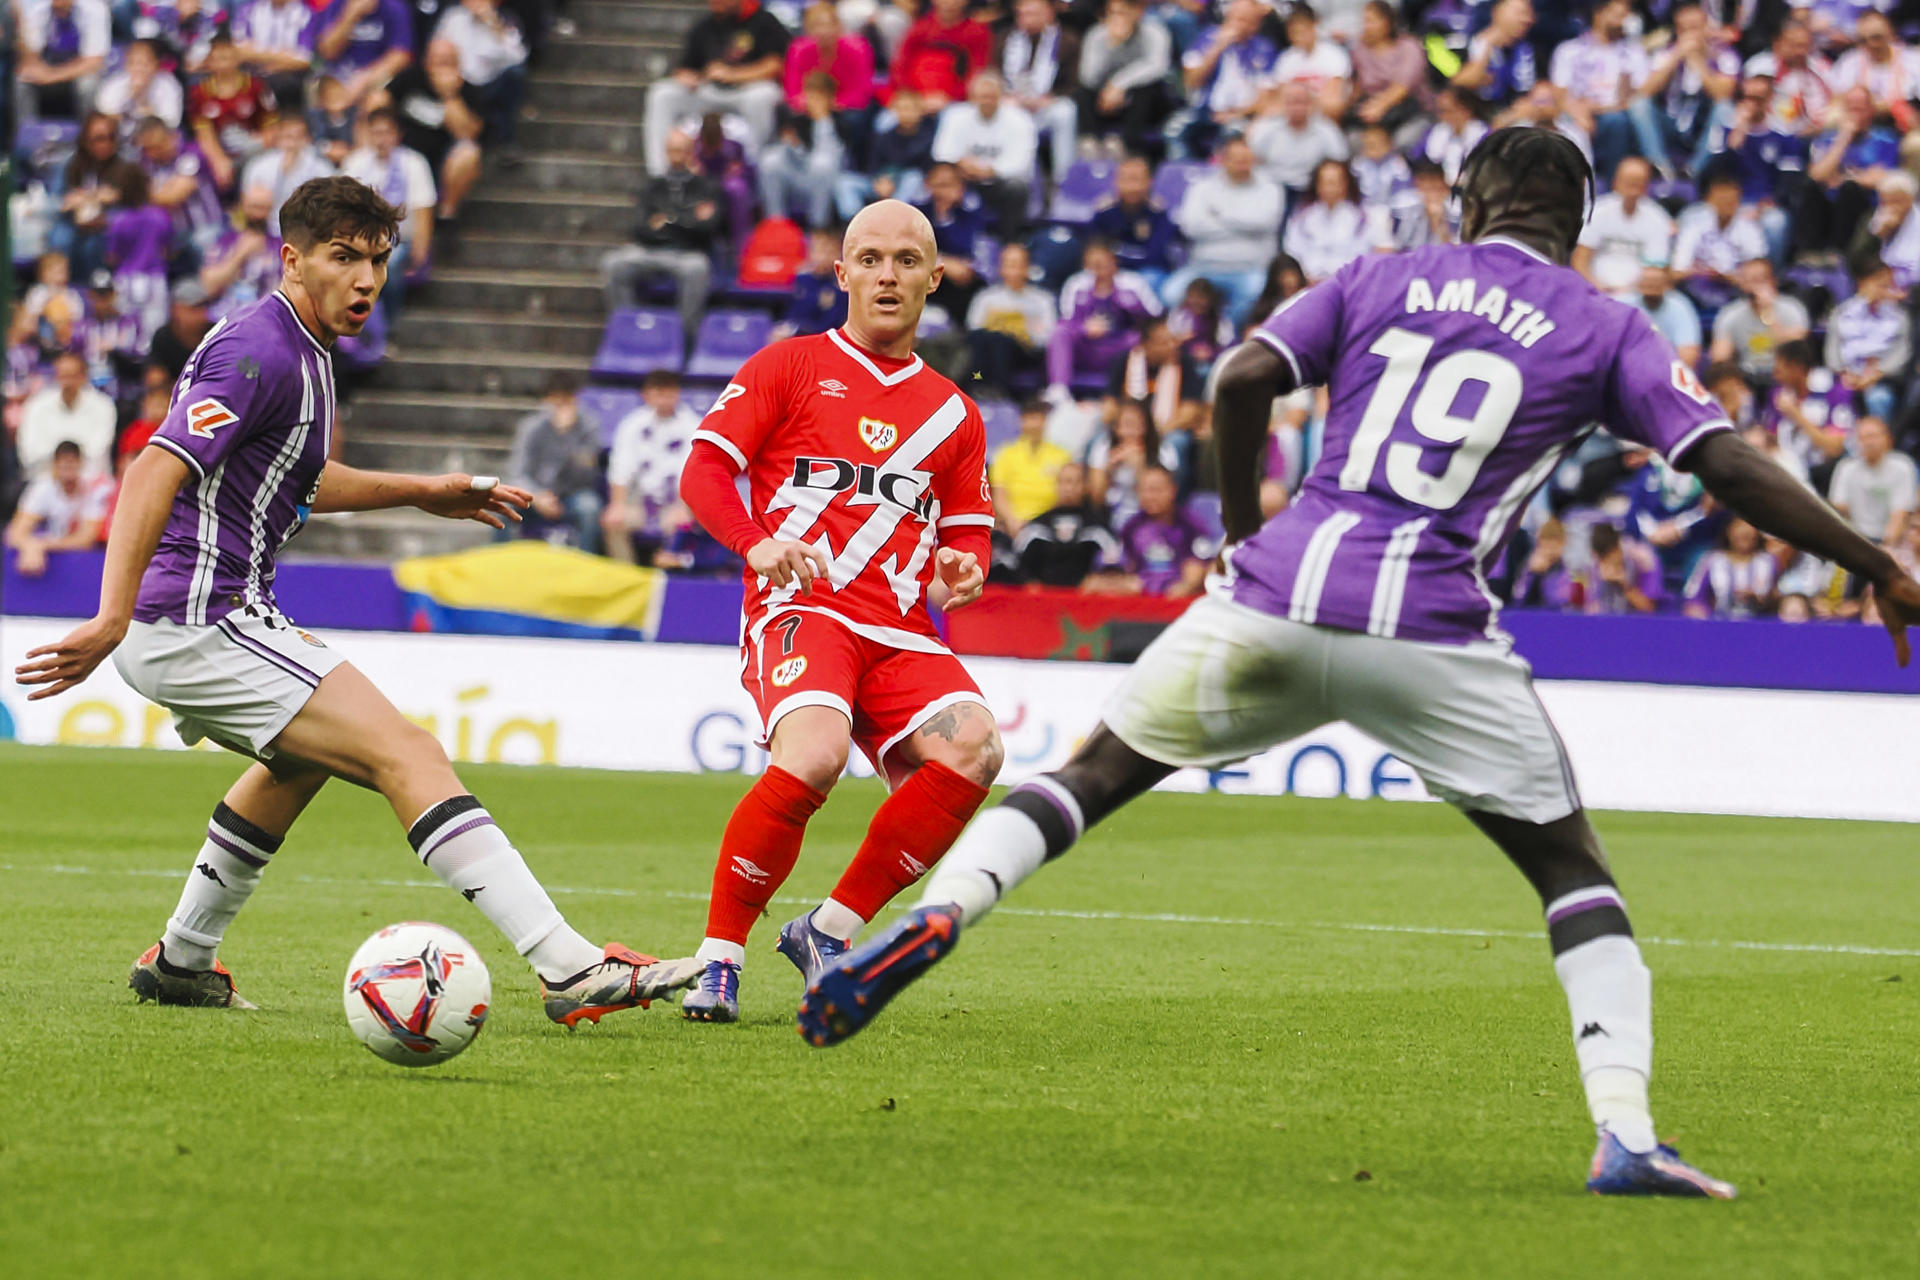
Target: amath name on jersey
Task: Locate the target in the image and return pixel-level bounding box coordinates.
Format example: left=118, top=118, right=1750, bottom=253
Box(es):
left=1402, top=276, right=1557, bottom=348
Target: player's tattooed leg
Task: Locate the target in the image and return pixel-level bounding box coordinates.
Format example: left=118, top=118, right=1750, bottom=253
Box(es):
left=910, top=702, right=1004, bottom=788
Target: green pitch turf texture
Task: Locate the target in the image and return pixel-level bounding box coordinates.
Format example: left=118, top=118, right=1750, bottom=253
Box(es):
left=3, top=745, right=1916, bottom=1279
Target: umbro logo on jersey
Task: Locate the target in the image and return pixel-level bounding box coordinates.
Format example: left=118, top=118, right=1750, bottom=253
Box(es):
left=858, top=417, right=898, bottom=451
left=818, top=379, right=848, bottom=398
left=186, top=398, right=238, bottom=438
left=771, top=656, right=808, bottom=687
left=731, top=856, right=771, bottom=884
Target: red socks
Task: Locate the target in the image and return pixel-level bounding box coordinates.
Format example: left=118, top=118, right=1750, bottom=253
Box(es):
left=705, top=766, right=828, bottom=945
left=829, top=762, right=991, bottom=924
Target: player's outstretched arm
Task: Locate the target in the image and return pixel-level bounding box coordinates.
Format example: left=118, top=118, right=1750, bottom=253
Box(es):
left=1212, top=341, right=1300, bottom=544
left=312, top=465, right=532, bottom=528
left=1689, top=431, right=1920, bottom=666
left=13, top=445, right=190, bottom=700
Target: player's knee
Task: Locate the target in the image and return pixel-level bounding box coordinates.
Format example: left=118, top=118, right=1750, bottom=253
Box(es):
left=776, top=738, right=850, bottom=794
left=369, top=723, right=452, bottom=789
left=923, top=704, right=1002, bottom=787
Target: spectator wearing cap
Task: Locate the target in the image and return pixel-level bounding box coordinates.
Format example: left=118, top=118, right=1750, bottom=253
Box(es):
left=189, top=31, right=281, bottom=191
left=1827, top=254, right=1911, bottom=423
left=1573, top=157, right=1674, bottom=300
left=1048, top=239, right=1162, bottom=401
left=967, top=243, right=1057, bottom=398
left=14, top=0, right=111, bottom=122
left=1631, top=264, right=1703, bottom=370
left=78, top=267, right=146, bottom=397
left=235, top=0, right=321, bottom=108
left=241, top=115, right=338, bottom=236
left=1178, top=0, right=1277, bottom=158
left=1163, top=135, right=1281, bottom=322
left=315, top=0, right=417, bottom=110
left=889, top=0, right=992, bottom=113
left=1077, top=0, right=1174, bottom=161
left=5, top=440, right=110, bottom=576
left=932, top=71, right=1036, bottom=236
left=604, top=370, right=702, bottom=564
left=601, top=129, right=724, bottom=342
left=644, top=0, right=792, bottom=174
left=430, top=0, right=529, bottom=146
left=1708, top=257, right=1809, bottom=383
left=17, top=353, right=116, bottom=479
left=997, top=0, right=1081, bottom=182
left=1247, top=80, right=1348, bottom=203
left=95, top=39, right=183, bottom=138
left=502, top=372, right=605, bottom=552
left=1088, top=155, right=1179, bottom=291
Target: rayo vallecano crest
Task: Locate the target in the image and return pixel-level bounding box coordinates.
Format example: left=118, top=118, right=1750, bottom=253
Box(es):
left=858, top=417, right=897, bottom=451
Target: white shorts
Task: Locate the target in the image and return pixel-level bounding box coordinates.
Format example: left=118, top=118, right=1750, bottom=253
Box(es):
left=1102, top=594, right=1581, bottom=825
left=114, top=608, right=346, bottom=758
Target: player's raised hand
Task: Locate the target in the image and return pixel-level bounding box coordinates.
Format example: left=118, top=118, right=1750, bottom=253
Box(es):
left=930, top=547, right=985, bottom=612
left=418, top=475, right=533, bottom=529
left=747, top=537, right=831, bottom=594
left=1874, top=571, right=1920, bottom=668
left=14, top=614, right=128, bottom=701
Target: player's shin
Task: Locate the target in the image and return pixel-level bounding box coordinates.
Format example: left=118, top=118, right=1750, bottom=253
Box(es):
left=407, top=795, right=602, bottom=982
left=819, top=761, right=989, bottom=938
left=916, top=776, right=1086, bottom=926
left=160, top=802, right=285, bottom=970
left=699, top=766, right=828, bottom=966
left=1549, top=885, right=1658, bottom=1155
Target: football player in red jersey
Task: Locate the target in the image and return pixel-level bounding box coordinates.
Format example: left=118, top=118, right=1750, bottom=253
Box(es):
left=674, top=200, right=1003, bottom=1021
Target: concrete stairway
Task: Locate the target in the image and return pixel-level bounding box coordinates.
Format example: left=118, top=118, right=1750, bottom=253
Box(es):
left=303, top=0, right=695, bottom=560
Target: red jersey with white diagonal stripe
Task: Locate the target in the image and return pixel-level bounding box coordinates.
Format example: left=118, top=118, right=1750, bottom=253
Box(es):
left=692, top=327, right=994, bottom=651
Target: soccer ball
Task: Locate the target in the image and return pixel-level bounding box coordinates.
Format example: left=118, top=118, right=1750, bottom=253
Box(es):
left=343, top=922, right=492, bottom=1067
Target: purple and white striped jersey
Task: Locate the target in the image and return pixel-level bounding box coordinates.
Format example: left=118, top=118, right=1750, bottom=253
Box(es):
left=1230, top=237, right=1732, bottom=644
left=135, top=292, right=336, bottom=626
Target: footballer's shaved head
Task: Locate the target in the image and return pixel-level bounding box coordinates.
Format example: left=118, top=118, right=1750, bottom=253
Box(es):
left=837, top=199, right=944, bottom=358
left=843, top=199, right=938, bottom=263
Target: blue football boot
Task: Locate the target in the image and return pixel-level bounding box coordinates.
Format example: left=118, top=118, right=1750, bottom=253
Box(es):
left=1586, top=1130, right=1737, bottom=1199
left=679, top=959, right=741, bottom=1023
left=796, top=905, right=961, bottom=1047
left=775, top=911, right=850, bottom=983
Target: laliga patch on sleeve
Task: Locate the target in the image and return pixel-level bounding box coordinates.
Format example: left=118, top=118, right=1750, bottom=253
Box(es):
left=186, top=398, right=239, bottom=438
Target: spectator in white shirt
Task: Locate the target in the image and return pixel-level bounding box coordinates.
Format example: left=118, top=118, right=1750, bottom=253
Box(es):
left=342, top=107, right=439, bottom=323
left=14, top=0, right=112, bottom=122
left=1161, top=135, right=1282, bottom=324
left=967, top=241, right=1057, bottom=396
left=1864, top=171, right=1920, bottom=293
left=1247, top=80, right=1348, bottom=200
left=1743, top=19, right=1832, bottom=136
left=1284, top=158, right=1386, bottom=284
left=1573, top=157, right=1675, bottom=298
left=1827, top=254, right=1912, bottom=422
left=94, top=40, right=183, bottom=139
left=1548, top=0, right=1672, bottom=182
left=1830, top=416, right=1918, bottom=547
left=4, top=440, right=109, bottom=576
left=933, top=72, right=1037, bottom=237
left=999, top=0, right=1080, bottom=181
left=603, top=371, right=703, bottom=563
left=1827, top=12, right=1916, bottom=127
left=433, top=0, right=529, bottom=146
left=1672, top=170, right=1768, bottom=310
left=17, top=353, right=117, bottom=479
left=1266, top=3, right=1350, bottom=121
left=241, top=114, right=339, bottom=236
left=1415, top=87, right=1490, bottom=184
left=235, top=0, right=320, bottom=106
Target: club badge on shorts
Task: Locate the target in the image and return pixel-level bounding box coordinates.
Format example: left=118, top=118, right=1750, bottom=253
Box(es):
left=771, top=656, right=808, bottom=687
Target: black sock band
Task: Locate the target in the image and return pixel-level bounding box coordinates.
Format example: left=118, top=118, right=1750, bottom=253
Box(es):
left=1003, top=785, right=1080, bottom=860
left=210, top=802, right=282, bottom=864
left=1544, top=883, right=1634, bottom=956
left=407, top=794, right=485, bottom=854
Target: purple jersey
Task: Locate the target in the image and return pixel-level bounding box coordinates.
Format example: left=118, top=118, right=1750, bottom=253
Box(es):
left=1232, top=237, right=1732, bottom=643
left=1120, top=510, right=1208, bottom=594
left=142, top=141, right=226, bottom=242
left=136, top=292, right=337, bottom=626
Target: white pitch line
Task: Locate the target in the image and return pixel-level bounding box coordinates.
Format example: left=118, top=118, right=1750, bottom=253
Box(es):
left=3, top=861, right=1917, bottom=958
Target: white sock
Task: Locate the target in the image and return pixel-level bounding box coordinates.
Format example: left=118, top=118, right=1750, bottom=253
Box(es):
left=916, top=801, right=1055, bottom=926
left=696, top=938, right=746, bottom=967
left=408, top=797, right=601, bottom=982
left=811, top=898, right=864, bottom=941
left=1555, top=934, right=1657, bottom=1153
left=161, top=803, right=283, bottom=970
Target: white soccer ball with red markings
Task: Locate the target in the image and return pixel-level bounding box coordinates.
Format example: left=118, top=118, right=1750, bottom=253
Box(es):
left=343, top=922, right=492, bottom=1067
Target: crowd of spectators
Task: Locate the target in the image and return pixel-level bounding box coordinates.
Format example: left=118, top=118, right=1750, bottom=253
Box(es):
left=3, top=0, right=550, bottom=550
left=569, top=0, right=1920, bottom=625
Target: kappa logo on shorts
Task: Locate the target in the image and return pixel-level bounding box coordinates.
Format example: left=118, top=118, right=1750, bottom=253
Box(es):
left=186, top=398, right=239, bottom=438
left=770, top=656, right=808, bottom=687
left=858, top=417, right=898, bottom=452
left=818, top=379, right=848, bottom=398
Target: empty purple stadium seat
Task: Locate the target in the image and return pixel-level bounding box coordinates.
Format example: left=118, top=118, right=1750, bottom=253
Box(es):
left=1150, top=160, right=1208, bottom=213
left=592, top=308, right=683, bottom=379
left=979, top=400, right=1023, bottom=450
left=1047, top=159, right=1117, bottom=225
left=684, top=310, right=774, bottom=380
left=578, top=386, right=643, bottom=445
left=681, top=386, right=718, bottom=418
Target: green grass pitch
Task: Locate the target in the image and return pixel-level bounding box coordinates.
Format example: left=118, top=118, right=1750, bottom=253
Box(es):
left=3, top=744, right=1917, bottom=1279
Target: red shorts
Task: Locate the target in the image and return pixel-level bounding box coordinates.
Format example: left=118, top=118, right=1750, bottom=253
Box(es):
left=743, top=610, right=983, bottom=786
